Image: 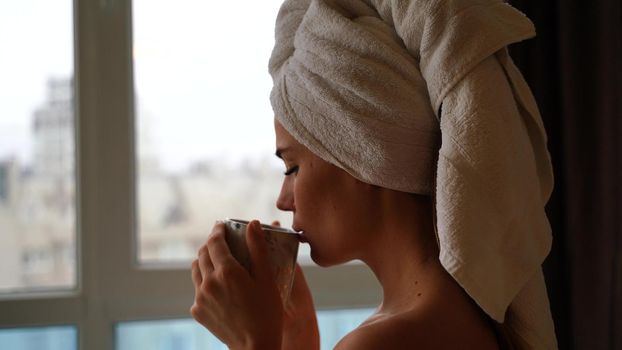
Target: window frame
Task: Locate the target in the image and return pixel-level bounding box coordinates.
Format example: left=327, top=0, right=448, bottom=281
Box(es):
left=0, top=0, right=381, bottom=349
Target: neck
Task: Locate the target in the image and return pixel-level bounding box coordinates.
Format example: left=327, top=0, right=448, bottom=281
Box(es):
left=360, top=192, right=446, bottom=315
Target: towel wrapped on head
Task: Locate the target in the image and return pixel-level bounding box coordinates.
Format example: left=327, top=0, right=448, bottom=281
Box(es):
left=269, top=0, right=557, bottom=348
left=270, top=0, right=441, bottom=194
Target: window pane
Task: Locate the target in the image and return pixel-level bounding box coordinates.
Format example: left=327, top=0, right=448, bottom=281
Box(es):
left=116, top=319, right=225, bottom=350
left=0, top=1, right=76, bottom=292
left=317, top=308, right=375, bottom=350
left=0, top=326, right=77, bottom=350
left=132, top=0, right=305, bottom=263
left=115, top=309, right=373, bottom=350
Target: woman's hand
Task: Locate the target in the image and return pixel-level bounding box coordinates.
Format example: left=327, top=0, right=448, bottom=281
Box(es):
left=190, top=221, right=284, bottom=350
left=270, top=221, right=320, bottom=350
left=282, top=264, right=320, bottom=350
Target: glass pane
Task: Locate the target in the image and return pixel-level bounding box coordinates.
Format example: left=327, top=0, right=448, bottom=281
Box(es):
left=317, top=308, right=375, bottom=350
left=116, top=319, right=225, bottom=350
left=115, top=309, right=373, bottom=350
left=0, top=325, right=77, bottom=350
left=0, top=1, right=76, bottom=292
left=132, top=0, right=309, bottom=263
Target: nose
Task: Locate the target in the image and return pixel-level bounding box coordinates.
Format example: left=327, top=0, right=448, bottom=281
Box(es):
left=276, top=176, right=295, bottom=212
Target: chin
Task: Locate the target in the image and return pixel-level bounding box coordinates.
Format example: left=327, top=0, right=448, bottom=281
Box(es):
left=309, top=248, right=347, bottom=267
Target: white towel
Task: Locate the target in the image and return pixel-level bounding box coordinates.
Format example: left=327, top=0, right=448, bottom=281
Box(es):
left=269, top=0, right=557, bottom=348
left=435, top=49, right=557, bottom=349
left=270, top=0, right=441, bottom=195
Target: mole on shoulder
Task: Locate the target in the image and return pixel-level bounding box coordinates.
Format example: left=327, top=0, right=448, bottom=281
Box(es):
left=417, top=293, right=422, bottom=297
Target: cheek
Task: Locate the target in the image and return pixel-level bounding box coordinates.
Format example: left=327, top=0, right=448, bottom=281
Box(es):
left=294, top=167, right=347, bottom=230
left=292, top=175, right=319, bottom=216
left=291, top=166, right=325, bottom=221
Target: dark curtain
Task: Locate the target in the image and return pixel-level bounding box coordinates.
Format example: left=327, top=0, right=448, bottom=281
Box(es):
left=509, top=1, right=622, bottom=349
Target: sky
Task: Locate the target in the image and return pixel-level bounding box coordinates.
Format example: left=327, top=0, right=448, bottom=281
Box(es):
left=0, top=0, right=73, bottom=165
left=0, top=0, right=285, bottom=173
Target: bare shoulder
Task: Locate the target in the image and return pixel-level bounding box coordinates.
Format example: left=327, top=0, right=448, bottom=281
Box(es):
left=334, top=315, right=420, bottom=350
left=334, top=307, right=500, bottom=350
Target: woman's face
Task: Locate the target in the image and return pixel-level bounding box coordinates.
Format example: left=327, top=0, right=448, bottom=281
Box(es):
left=274, top=120, right=378, bottom=266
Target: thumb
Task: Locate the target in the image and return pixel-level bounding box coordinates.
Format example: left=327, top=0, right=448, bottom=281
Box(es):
left=245, top=220, right=274, bottom=282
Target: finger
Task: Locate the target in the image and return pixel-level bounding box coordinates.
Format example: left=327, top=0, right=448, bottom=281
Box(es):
left=191, top=259, right=202, bottom=294
left=206, top=222, right=238, bottom=269
left=198, top=246, right=214, bottom=279
left=246, top=220, right=272, bottom=281
left=289, top=264, right=313, bottom=304
left=271, top=220, right=281, bottom=227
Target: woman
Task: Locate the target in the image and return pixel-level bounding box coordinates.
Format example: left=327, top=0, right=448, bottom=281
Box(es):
left=191, top=0, right=557, bottom=349
left=191, top=120, right=500, bottom=349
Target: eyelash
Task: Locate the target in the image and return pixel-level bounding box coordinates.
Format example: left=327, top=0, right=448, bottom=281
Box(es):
left=284, top=166, right=299, bottom=176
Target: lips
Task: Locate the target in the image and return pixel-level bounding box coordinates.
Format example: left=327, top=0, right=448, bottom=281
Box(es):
left=298, top=233, right=308, bottom=243
left=292, top=224, right=308, bottom=243
left=292, top=222, right=309, bottom=243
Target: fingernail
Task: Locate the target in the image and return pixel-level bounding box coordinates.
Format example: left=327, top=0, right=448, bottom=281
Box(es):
left=251, top=220, right=261, bottom=231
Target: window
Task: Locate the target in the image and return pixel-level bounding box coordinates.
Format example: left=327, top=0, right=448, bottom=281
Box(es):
left=115, top=309, right=375, bottom=350
left=0, top=1, right=76, bottom=293
left=0, top=1, right=381, bottom=349
left=133, top=0, right=294, bottom=264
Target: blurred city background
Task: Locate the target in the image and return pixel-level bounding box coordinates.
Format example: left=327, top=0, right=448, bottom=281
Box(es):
left=0, top=76, right=297, bottom=292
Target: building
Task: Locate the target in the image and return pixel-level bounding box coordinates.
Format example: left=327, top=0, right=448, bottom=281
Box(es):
left=0, top=78, right=77, bottom=290
left=32, top=78, right=75, bottom=179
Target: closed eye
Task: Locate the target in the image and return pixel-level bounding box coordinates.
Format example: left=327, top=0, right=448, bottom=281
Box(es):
left=284, top=166, right=299, bottom=176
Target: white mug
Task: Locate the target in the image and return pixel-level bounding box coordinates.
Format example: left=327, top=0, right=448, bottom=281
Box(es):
left=223, top=218, right=300, bottom=305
